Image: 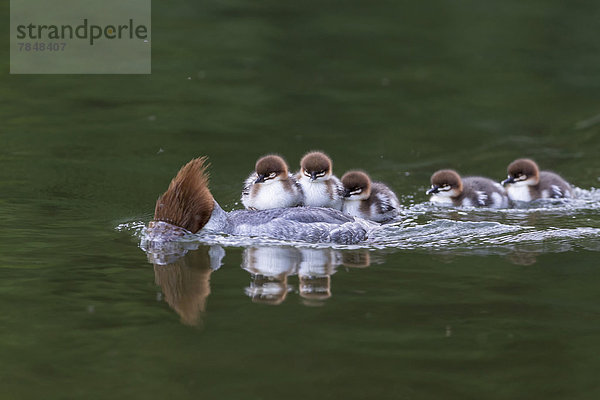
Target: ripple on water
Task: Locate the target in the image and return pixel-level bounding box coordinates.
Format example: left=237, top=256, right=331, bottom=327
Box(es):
left=117, top=187, right=600, bottom=256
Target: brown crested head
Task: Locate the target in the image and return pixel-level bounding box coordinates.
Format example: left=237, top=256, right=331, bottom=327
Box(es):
left=300, top=151, right=333, bottom=177
left=507, top=158, right=540, bottom=182
left=255, top=154, right=289, bottom=178
left=341, top=170, right=372, bottom=198
left=430, top=169, right=463, bottom=192
left=154, top=157, right=215, bottom=234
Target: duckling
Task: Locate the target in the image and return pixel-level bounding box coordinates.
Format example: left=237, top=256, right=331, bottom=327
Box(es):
left=427, top=169, right=508, bottom=208
left=341, top=170, right=400, bottom=222
left=501, top=158, right=572, bottom=202
left=296, top=151, right=344, bottom=210
left=241, top=155, right=303, bottom=210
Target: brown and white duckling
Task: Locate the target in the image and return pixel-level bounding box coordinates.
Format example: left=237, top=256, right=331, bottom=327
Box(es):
left=241, top=155, right=304, bottom=210
left=427, top=169, right=508, bottom=208
left=501, top=158, right=572, bottom=202
left=296, top=151, right=344, bottom=210
left=341, top=171, right=400, bottom=222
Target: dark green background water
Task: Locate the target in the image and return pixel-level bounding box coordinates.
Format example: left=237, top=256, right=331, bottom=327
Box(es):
left=2, top=0, right=600, bottom=399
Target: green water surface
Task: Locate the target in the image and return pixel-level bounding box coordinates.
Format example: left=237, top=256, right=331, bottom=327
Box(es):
left=1, top=1, right=600, bottom=399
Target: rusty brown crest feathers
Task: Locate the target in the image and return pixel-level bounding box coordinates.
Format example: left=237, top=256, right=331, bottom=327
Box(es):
left=300, top=151, right=332, bottom=173
left=341, top=170, right=372, bottom=194
left=507, top=158, right=539, bottom=179
left=154, top=157, right=214, bottom=233
left=431, top=169, right=463, bottom=191
left=255, top=155, right=288, bottom=176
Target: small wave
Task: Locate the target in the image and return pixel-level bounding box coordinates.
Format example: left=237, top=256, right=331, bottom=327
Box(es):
left=117, top=186, right=600, bottom=256
left=115, top=220, right=148, bottom=238
left=404, top=187, right=600, bottom=215
left=370, top=219, right=600, bottom=253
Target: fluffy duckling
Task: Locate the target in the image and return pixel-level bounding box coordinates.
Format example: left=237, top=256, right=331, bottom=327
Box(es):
left=241, top=155, right=304, bottom=210
left=341, top=171, right=400, bottom=222
left=296, top=151, right=344, bottom=210
left=427, top=169, right=508, bottom=208
left=501, top=158, right=572, bottom=202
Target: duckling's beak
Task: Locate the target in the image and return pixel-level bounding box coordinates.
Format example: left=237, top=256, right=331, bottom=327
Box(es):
left=310, top=172, right=317, bottom=181
left=343, top=188, right=352, bottom=198
left=501, top=176, right=515, bottom=186
left=255, top=174, right=266, bottom=184
left=426, top=185, right=439, bottom=195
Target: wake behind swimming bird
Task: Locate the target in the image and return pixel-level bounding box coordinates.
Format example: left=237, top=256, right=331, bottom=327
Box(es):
left=121, top=156, right=600, bottom=263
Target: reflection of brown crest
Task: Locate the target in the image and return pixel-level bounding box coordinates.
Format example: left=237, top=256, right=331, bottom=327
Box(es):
left=153, top=246, right=214, bottom=326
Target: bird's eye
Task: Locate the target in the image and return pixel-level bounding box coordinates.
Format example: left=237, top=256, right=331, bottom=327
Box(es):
left=269, top=172, right=276, bottom=178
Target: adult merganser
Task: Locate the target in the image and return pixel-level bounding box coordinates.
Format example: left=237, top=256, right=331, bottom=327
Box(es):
left=148, top=158, right=375, bottom=245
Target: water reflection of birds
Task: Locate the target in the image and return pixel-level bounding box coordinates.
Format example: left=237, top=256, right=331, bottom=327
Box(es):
left=241, top=246, right=373, bottom=305
left=298, top=248, right=337, bottom=303
left=242, top=247, right=299, bottom=305
left=152, top=245, right=224, bottom=326
left=144, top=240, right=377, bottom=325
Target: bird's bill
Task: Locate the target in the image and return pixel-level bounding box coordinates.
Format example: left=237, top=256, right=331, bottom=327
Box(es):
left=255, top=174, right=266, bottom=183
left=426, top=186, right=439, bottom=195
